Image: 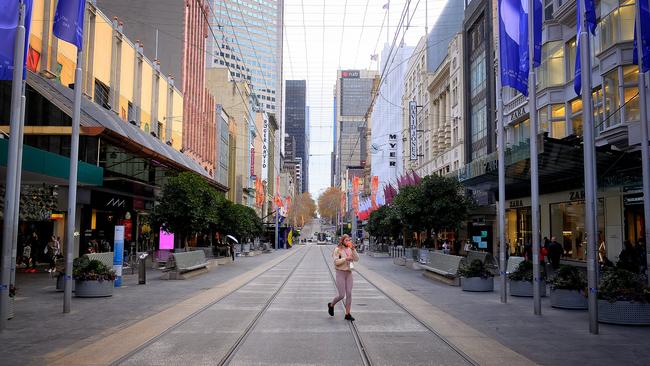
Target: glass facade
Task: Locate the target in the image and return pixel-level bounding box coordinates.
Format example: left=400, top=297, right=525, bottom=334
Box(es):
left=538, top=41, right=564, bottom=90
left=549, top=200, right=605, bottom=261
left=340, top=78, right=374, bottom=117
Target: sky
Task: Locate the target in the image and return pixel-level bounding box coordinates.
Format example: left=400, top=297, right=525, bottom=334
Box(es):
left=282, top=0, right=449, bottom=198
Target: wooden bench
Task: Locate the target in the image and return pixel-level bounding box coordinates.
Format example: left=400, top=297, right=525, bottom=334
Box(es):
left=161, top=251, right=208, bottom=280
left=421, top=252, right=465, bottom=286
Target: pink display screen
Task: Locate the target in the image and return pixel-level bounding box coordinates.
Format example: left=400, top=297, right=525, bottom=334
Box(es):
left=159, top=230, right=174, bottom=250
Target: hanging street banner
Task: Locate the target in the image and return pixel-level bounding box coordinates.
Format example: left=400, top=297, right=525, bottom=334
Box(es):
left=409, top=101, right=417, bottom=161
left=261, top=116, right=269, bottom=182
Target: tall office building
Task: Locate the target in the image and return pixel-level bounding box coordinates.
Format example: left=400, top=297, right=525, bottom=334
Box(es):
left=208, top=0, right=283, bottom=118
left=332, top=69, right=379, bottom=188
left=285, top=80, right=309, bottom=193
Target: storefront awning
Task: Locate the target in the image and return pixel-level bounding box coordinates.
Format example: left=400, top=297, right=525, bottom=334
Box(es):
left=458, top=135, right=632, bottom=199
left=25, top=72, right=213, bottom=181
left=0, top=137, right=103, bottom=186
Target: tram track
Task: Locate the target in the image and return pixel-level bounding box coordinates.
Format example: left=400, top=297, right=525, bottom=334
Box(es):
left=318, top=246, right=373, bottom=366
left=319, top=245, right=479, bottom=366
left=111, top=246, right=309, bottom=366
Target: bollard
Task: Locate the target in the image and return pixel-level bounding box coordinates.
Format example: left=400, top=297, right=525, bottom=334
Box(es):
left=138, top=253, right=149, bottom=285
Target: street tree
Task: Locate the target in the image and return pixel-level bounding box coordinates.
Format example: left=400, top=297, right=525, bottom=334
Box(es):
left=288, top=192, right=317, bottom=227
left=418, top=175, right=473, bottom=234
left=153, top=172, right=224, bottom=248
left=366, top=205, right=401, bottom=242
left=317, top=187, right=343, bottom=223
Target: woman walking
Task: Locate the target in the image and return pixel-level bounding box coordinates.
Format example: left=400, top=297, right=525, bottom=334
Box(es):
left=327, top=235, right=359, bottom=321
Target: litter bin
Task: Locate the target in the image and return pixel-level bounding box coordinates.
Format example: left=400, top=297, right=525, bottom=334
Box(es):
left=138, top=253, right=149, bottom=285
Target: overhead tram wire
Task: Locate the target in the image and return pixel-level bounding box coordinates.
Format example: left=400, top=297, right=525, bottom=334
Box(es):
left=352, top=0, right=372, bottom=68
left=337, top=0, right=349, bottom=69
left=301, top=0, right=310, bottom=81
left=196, top=0, right=266, bottom=141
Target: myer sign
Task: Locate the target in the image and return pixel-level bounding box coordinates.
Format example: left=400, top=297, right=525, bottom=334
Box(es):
left=262, top=116, right=269, bottom=182
left=409, top=101, right=417, bottom=161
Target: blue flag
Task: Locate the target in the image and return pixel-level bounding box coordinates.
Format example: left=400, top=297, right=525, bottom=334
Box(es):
left=53, top=0, right=86, bottom=49
left=499, top=0, right=528, bottom=95
left=499, top=0, right=542, bottom=96
left=633, top=0, right=650, bottom=72
left=0, top=0, right=34, bottom=81
left=574, top=0, right=597, bottom=96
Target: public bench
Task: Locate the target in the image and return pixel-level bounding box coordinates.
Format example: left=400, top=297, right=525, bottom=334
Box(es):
left=161, top=250, right=208, bottom=280
left=465, top=250, right=498, bottom=272
left=506, top=256, right=525, bottom=275
left=420, top=251, right=465, bottom=286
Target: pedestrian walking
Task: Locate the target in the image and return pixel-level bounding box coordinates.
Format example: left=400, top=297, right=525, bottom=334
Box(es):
left=548, top=237, right=563, bottom=270
left=637, top=237, right=647, bottom=274
left=46, top=236, right=60, bottom=273
left=328, top=234, right=359, bottom=321
left=22, top=242, right=33, bottom=271
left=230, top=241, right=235, bottom=261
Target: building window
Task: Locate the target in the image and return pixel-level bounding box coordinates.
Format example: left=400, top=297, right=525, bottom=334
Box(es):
left=569, top=98, right=584, bottom=136
left=539, top=104, right=567, bottom=138
left=93, top=79, right=110, bottom=109
left=512, top=119, right=531, bottom=146
left=566, top=38, right=577, bottom=82
left=622, top=65, right=640, bottom=123
left=550, top=199, right=605, bottom=261
left=602, top=68, right=621, bottom=129
left=127, top=101, right=135, bottom=123
left=544, top=0, right=554, bottom=20
left=470, top=51, right=486, bottom=98
left=538, top=40, right=564, bottom=90
left=157, top=121, right=164, bottom=139
left=599, top=1, right=635, bottom=51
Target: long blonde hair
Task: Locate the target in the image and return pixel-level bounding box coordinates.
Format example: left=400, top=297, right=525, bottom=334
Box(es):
left=338, top=234, right=350, bottom=247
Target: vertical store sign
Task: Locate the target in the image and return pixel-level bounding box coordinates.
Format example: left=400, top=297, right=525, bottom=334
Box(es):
left=113, top=225, right=125, bottom=287
left=250, top=144, right=255, bottom=178
left=262, top=117, right=269, bottom=182
left=409, top=101, right=417, bottom=161
left=388, top=134, right=397, bottom=167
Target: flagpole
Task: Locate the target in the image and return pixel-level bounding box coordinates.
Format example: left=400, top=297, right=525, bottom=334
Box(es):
left=0, top=1, right=26, bottom=330
left=495, top=3, right=507, bottom=303
left=11, top=86, right=26, bottom=290
left=579, top=0, right=599, bottom=334
left=527, top=0, right=542, bottom=316
left=64, top=47, right=84, bottom=314
left=636, top=0, right=650, bottom=286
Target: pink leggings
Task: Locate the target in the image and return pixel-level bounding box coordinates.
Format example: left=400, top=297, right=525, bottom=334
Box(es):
left=331, top=269, right=353, bottom=308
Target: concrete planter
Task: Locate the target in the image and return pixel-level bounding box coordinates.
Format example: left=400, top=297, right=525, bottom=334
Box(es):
left=55, top=274, right=75, bottom=292
left=461, top=277, right=494, bottom=292
left=550, top=289, right=587, bottom=309
left=598, top=300, right=650, bottom=325
left=74, top=280, right=114, bottom=298
left=509, top=280, right=547, bottom=297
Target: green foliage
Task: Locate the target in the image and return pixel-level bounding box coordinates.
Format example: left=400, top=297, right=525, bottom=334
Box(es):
left=153, top=172, right=227, bottom=245
left=366, top=205, right=402, bottom=239
left=223, top=203, right=263, bottom=242
left=509, top=260, right=533, bottom=282
left=393, top=175, right=472, bottom=233
left=549, top=265, right=587, bottom=291
left=73, top=257, right=116, bottom=282
left=598, top=267, right=650, bottom=303
left=458, top=259, right=493, bottom=279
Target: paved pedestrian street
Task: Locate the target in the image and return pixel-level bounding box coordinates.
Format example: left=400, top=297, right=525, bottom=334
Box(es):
left=2, top=244, right=650, bottom=365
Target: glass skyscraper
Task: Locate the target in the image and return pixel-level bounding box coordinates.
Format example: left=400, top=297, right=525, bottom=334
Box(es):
left=208, top=0, right=281, bottom=114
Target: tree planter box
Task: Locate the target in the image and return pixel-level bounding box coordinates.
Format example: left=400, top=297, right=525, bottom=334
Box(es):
left=461, top=277, right=494, bottom=292
left=550, top=289, right=587, bottom=309
left=74, top=280, right=114, bottom=298
left=598, top=300, right=650, bottom=325
left=509, top=280, right=547, bottom=297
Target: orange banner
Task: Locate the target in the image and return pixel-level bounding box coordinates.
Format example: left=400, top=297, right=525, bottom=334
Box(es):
left=340, top=191, right=346, bottom=214
left=371, top=176, right=379, bottom=208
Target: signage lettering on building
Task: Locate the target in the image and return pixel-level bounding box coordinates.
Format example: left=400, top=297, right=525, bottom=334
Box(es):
left=262, top=117, right=269, bottom=182
left=341, top=70, right=360, bottom=78
left=409, top=101, right=417, bottom=161
left=510, top=106, right=527, bottom=122
left=106, top=198, right=127, bottom=208
left=388, top=132, right=398, bottom=169
left=569, top=190, right=585, bottom=201
left=509, top=200, right=523, bottom=208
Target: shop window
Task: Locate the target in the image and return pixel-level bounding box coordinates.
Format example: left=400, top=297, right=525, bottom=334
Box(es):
left=538, top=41, right=564, bottom=90
left=513, top=120, right=531, bottom=146
left=506, top=207, right=532, bottom=256
left=622, top=65, right=640, bottom=122
left=550, top=200, right=605, bottom=261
